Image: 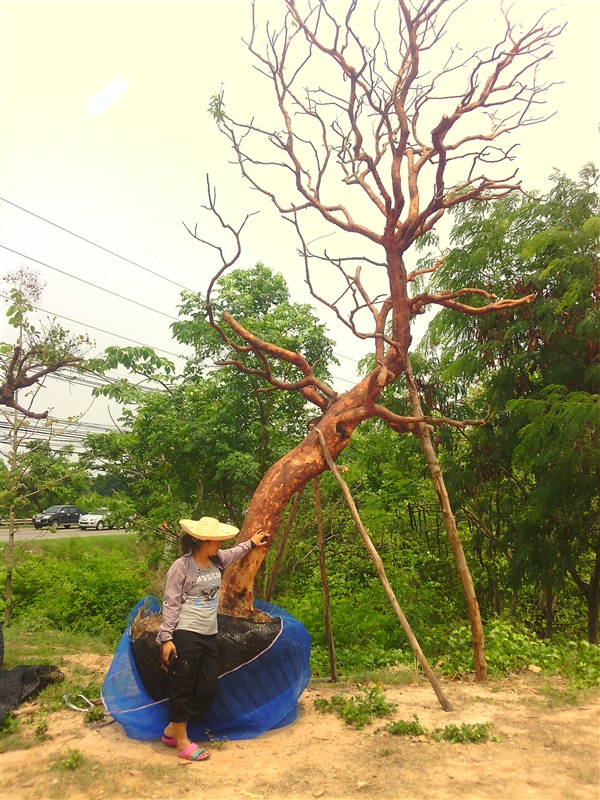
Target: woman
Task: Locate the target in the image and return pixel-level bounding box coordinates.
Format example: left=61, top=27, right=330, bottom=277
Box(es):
left=156, top=516, right=269, bottom=761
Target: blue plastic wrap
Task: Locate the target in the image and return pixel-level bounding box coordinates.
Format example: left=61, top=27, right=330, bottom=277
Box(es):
left=101, top=596, right=311, bottom=741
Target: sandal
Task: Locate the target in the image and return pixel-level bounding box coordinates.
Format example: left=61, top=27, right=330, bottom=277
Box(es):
left=178, top=742, right=210, bottom=762
left=161, top=735, right=178, bottom=747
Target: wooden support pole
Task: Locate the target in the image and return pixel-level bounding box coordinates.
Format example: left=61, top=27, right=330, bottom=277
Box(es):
left=315, top=428, right=453, bottom=712
left=264, top=488, right=304, bottom=602
left=405, top=356, right=487, bottom=682
left=313, top=476, right=338, bottom=682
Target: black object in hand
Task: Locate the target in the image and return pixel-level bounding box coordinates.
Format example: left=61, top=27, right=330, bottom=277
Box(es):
left=168, top=651, right=177, bottom=667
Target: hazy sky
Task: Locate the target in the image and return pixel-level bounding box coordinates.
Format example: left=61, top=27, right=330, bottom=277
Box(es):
left=1, top=0, right=599, bottom=435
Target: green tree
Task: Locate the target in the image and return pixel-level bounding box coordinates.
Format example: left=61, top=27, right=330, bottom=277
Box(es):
left=85, top=263, right=337, bottom=534
left=1, top=268, right=92, bottom=624
left=421, top=167, right=600, bottom=641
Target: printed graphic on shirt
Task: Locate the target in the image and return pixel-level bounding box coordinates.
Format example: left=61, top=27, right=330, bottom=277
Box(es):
left=176, top=562, right=222, bottom=636
left=187, top=583, right=219, bottom=609
left=184, top=565, right=221, bottom=612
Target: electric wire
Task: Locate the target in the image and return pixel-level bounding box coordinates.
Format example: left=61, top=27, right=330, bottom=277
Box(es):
left=1, top=197, right=362, bottom=365
left=0, top=293, right=186, bottom=360
left=0, top=245, right=179, bottom=321
left=0, top=196, right=194, bottom=292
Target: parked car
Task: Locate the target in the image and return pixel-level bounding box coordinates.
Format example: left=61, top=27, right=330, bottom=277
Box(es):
left=32, top=505, right=82, bottom=529
left=78, top=508, right=114, bottom=531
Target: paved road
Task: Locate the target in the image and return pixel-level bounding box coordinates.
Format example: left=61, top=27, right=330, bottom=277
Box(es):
left=0, top=526, right=135, bottom=543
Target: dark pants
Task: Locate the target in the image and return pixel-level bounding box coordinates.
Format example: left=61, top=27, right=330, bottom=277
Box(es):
left=168, top=629, right=219, bottom=724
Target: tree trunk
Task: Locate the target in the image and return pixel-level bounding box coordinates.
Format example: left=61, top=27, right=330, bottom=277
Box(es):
left=510, top=588, right=518, bottom=619
left=219, top=376, right=377, bottom=618
left=405, top=358, right=488, bottom=682
left=587, top=548, right=600, bottom=645
left=567, top=550, right=600, bottom=645
left=3, top=405, right=19, bottom=626
left=314, top=477, right=337, bottom=682
left=543, top=570, right=557, bottom=639
left=3, top=510, right=14, bottom=627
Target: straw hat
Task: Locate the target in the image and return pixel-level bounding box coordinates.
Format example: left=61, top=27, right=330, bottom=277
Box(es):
left=179, top=517, right=239, bottom=541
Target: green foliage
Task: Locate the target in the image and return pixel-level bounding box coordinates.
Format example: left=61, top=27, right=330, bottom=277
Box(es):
left=83, top=262, right=338, bottom=536
left=435, top=619, right=600, bottom=687
left=0, top=712, right=20, bottom=739
left=5, top=537, right=152, bottom=644
left=89, top=346, right=176, bottom=404
left=417, top=166, right=600, bottom=642
left=207, top=89, right=225, bottom=123
left=83, top=706, right=105, bottom=724
left=314, top=686, right=396, bottom=728
left=315, top=688, right=497, bottom=741
left=386, top=715, right=496, bottom=743
left=386, top=714, right=427, bottom=736
left=0, top=441, right=88, bottom=517
left=28, top=711, right=50, bottom=740
left=51, top=749, right=86, bottom=771
left=204, top=731, right=229, bottom=749
left=430, top=722, right=496, bottom=744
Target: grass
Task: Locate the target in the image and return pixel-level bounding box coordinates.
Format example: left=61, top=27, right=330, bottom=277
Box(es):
left=537, top=679, right=598, bottom=708
left=0, top=621, right=112, bottom=752
left=22, top=754, right=174, bottom=800
left=3, top=621, right=111, bottom=666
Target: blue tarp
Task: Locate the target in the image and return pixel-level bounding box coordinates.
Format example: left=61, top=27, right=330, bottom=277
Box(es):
left=101, top=596, right=311, bottom=741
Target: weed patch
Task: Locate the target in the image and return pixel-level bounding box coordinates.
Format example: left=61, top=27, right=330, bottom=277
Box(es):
left=385, top=714, right=499, bottom=744
left=386, top=714, right=428, bottom=737
left=51, top=748, right=86, bottom=771
left=431, top=722, right=498, bottom=744
left=314, top=686, right=396, bottom=728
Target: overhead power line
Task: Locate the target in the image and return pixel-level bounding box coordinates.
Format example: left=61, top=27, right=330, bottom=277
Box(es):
left=1, top=196, right=195, bottom=292
left=0, top=292, right=185, bottom=359
left=0, top=244, right=179, bottom=321
left=1, top=197, right=365, bottom=365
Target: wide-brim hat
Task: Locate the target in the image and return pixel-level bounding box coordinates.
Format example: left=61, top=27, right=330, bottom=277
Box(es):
left=179, top=517, right=239, bottom=541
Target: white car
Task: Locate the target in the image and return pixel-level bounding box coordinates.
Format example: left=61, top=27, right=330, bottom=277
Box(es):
left=79, top=509, right=113, bottom=531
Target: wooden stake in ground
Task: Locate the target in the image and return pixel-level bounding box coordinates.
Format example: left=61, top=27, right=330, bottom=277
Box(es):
left=264, top=488, right=304, bottom=603
left=315, top=428, right=453, bottom=712
left=313, top=476, right=338, bottom=682
left=405, top=356, right=487, bottom=682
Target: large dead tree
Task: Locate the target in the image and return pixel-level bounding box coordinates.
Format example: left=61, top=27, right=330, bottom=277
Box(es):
left=193, top=0, right=561, bottom=679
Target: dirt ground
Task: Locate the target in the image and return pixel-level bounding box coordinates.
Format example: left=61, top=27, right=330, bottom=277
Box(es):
left=1, top=653, right=598, bottom=800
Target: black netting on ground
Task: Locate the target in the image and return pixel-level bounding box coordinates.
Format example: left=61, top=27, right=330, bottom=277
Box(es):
left=0, top=665, right=64, bottom=724
left=131, top=613, right=282, bottom=701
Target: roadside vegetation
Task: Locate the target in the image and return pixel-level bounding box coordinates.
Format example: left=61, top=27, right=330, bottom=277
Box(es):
left=1, top=536, right=598, bottom=691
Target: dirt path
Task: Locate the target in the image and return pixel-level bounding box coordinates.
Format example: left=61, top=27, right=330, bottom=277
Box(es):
left=1, top=654, right=598, bottom=800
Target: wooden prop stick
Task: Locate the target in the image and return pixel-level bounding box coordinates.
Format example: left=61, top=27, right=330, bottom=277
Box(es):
left=313, top=476, right=338, bottom=682
left=405, top=356, right=487, bottom=682
left=264, top=488, right=304, bottom=602
left=315, top=428, right=453, bottom=712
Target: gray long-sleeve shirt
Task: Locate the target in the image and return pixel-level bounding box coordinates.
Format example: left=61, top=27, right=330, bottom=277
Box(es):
left=156, top=540, right=253, bottom=645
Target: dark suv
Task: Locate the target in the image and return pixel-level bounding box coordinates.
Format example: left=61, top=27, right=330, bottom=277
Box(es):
left=32, top=505, right=82, bottom=529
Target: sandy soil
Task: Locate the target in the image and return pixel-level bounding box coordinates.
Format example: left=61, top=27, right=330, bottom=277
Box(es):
left=1, top=653, right=598, bottom=800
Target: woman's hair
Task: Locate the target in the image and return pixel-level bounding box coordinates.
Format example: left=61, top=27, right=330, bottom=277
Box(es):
left=180, top=533, right=201, bottom=554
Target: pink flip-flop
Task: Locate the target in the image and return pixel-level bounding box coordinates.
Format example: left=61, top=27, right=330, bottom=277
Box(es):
left=161, top=735, right=178, bottom=747
left=178, top=742, right=210, bottom=762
